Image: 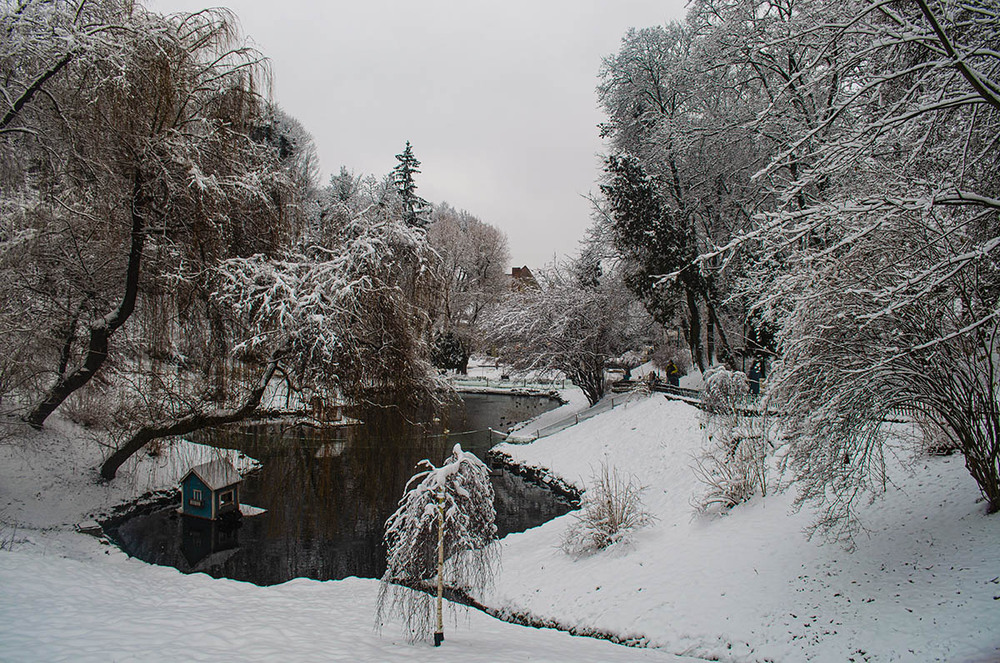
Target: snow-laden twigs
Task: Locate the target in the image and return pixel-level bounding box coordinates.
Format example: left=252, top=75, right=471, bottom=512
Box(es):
left=482, top=267, right=647, bottom=406
left=561, top=461, right=653, bottom=556
left=597, top=0, right=1000, bottom=538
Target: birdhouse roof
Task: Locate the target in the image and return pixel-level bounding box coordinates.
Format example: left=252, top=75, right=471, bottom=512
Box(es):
left=183, top=459, right=242, bottom=491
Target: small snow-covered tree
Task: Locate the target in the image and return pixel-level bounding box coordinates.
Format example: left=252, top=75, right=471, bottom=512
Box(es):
left=376, top=444, right=499, bottom=646
left=701, top=366, right=750, bottom=415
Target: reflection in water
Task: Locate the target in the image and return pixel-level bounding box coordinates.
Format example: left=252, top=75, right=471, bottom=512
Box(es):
left=181, top=517, right=240, bottom=569
left=106, top=394, right=572, bottom=586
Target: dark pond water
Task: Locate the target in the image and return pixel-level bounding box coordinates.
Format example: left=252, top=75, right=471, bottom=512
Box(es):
left=105, top=393, right=572, bottom=586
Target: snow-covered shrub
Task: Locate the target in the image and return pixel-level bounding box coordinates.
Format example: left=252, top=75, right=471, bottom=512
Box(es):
left=692, top=432, right=769, bottom=513
left=376, top=444, right=499, bottom=644
left=562, top=462, right=653, bottom=556
left=915, top=413, right=961, bottom=456
left=694, top=366, right=770, bottom=513
left=701, top=365, right=750, bottom=414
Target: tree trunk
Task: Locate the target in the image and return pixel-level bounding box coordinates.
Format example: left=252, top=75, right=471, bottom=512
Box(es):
left=434, top=484, right=445, bottom=647
left=686, top=288, right=706, bottom=373
left=26, top=172, right=147, bottom=429
left=571, top=358, right=605, bottom=407
left=704, top=295, right=735, bottom=368
left=706, top=310, right=716, bottom=366
left=99, top=358, right=278, bottom=480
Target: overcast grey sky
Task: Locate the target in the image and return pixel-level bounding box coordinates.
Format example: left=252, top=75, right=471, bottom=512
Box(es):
left=147, top=0, right=689, bottom=267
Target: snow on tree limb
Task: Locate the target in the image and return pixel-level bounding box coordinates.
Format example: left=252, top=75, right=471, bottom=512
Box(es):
left=376, top=444, right=499, bottom=643
left=630, top=0, right=1000, bottom=535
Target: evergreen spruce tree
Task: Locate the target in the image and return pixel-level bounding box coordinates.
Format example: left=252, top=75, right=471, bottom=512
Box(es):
left=601, top=154, right=707, bottom=370
left=393, top=141, right=430, bottom=228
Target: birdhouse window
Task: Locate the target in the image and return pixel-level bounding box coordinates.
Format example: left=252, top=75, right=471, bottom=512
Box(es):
left=220, top=490, right=234, bottom=507
left=189, top=489, right=203, bottom=507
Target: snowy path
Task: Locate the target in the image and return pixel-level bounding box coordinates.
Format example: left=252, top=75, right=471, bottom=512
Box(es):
left=505, top=392, right=634, bottom=442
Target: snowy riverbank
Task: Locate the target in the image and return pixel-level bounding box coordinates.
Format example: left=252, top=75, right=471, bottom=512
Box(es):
left=2, top=392, right=998, bottom=661
left=480, top=395, right=1000, bottom=662
left=0, top=409, right=690, bottom=662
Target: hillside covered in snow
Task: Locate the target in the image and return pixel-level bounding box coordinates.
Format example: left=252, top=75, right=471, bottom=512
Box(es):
left=2, top=392, right=998, bottom=661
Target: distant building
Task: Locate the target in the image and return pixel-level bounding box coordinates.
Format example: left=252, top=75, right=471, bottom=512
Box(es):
left=179, top=459, right=242, bottom=520
left=509, top=265, right=540, bottom=291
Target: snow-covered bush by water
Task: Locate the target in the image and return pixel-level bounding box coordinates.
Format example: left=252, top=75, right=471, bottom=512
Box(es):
left=562, top=461, right=652, bottom=556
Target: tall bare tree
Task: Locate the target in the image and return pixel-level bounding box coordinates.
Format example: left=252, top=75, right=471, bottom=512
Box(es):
left=427, top=203, right=510, bottom=371
left=1, top=3, right=442, bottom=481
left=483, top=263, right=648, bottom=406
left=688, top=0, right=1000, bottom=534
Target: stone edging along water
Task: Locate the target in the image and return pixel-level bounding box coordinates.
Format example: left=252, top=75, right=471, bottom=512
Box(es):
left=485, top=447, right=582, bottom=506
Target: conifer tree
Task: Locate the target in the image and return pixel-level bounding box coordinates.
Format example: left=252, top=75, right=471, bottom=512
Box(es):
left=392, top=141, right=430, bottom=228
left=601, top=154, right=707, bottom=371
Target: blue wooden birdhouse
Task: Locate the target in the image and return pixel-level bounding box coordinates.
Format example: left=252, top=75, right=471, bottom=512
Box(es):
left=180, top=459, right=243, bottom=520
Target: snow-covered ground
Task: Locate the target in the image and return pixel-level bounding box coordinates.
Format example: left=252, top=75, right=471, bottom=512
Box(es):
left=484, top=395, right=1000, bottom=662
left=0, top=548, right=686, bottom=662
left=0, top=416, right=259, bottom=531
left=2, top=391, right=998, bottom=661
left=0, top=412, right=690, bottom=662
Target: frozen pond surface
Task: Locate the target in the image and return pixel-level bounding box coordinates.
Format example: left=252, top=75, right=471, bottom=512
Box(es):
left=105, top=393, right=572, bottom=585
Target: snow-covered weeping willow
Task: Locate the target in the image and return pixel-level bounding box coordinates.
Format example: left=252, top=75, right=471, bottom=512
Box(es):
left=376, top=444, right=499, bottom=644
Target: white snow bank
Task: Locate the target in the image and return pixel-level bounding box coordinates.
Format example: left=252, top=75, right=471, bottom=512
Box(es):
left=487, top=396, right=1000, bottom=662
left=0, top=549, right=693, bottom=662
left=0, top=416, right=257, bottom=529
left=0, top=414, right=693, bottom=661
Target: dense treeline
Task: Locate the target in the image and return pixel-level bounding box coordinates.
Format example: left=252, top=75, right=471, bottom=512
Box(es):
left=597, top=0, right=1000, bottom=534
left=0, top=0, right=514, bottom=479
